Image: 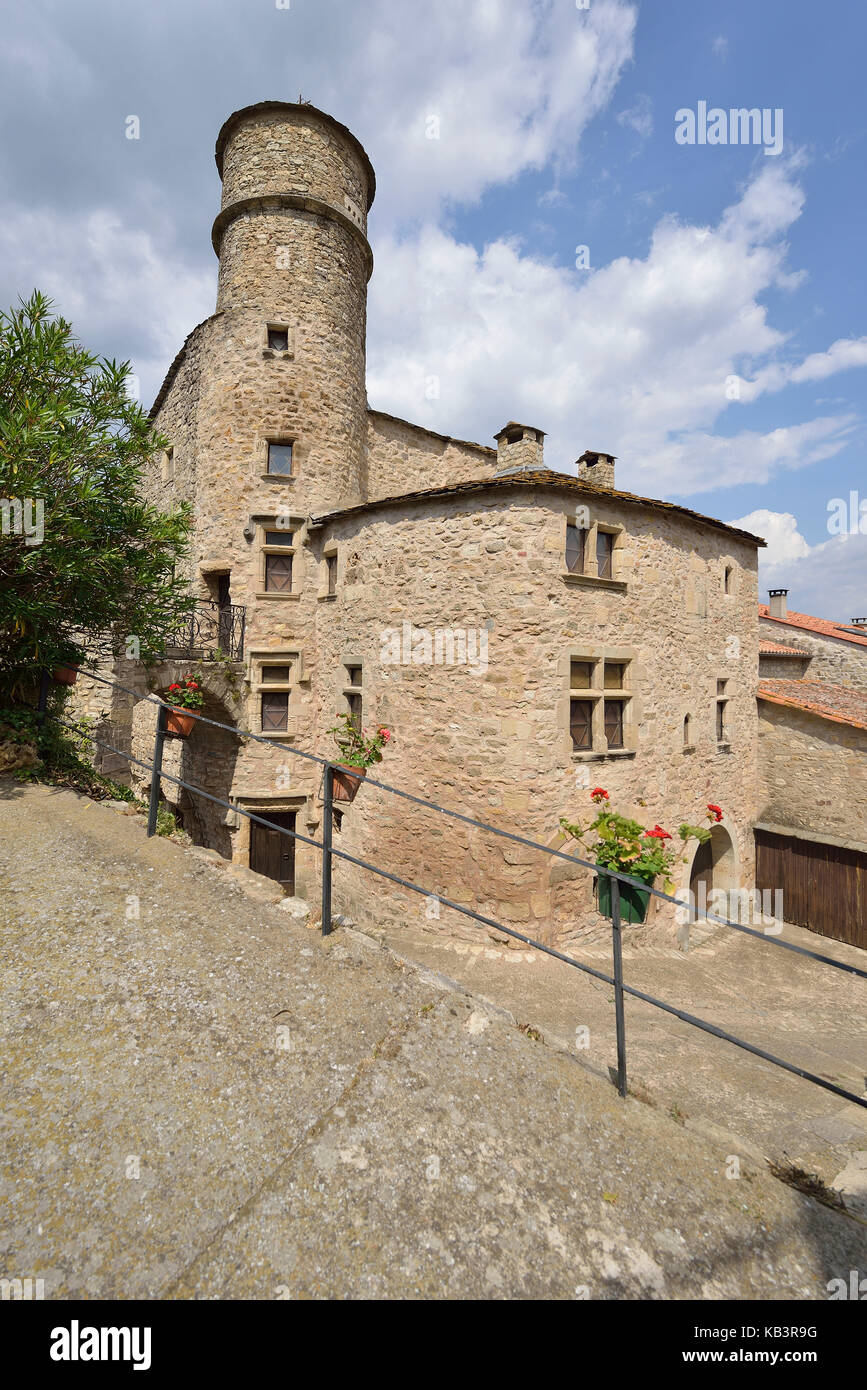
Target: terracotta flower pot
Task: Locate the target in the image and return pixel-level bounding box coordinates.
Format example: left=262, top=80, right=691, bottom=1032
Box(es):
left=331, top=762, right=366, bottom=802
left=166, top=707, right=196, bottom=738
left=52, top=665, right=79, bottom=685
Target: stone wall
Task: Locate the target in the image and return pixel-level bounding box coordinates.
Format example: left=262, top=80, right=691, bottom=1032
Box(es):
left=758, top=699, right=867, bottom=849
left=758, top=619, right=867, bottom=692
left=365, top=411, right=496, bottom=500
left=305, top=485, right=760, bottom=948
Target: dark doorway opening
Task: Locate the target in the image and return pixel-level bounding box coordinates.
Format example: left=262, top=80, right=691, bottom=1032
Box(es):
left=249, top=811, right=296, bottom=891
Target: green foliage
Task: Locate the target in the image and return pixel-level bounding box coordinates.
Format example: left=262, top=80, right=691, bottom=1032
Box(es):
left=155, top=804, right=179, bottom=837
left=0, top=291, right=194, bottom=696
left=1, top=699, right=142, bottom=803
left=327, top=712, right=393, bottom=769
left=560, top=798, right=718, bottom=893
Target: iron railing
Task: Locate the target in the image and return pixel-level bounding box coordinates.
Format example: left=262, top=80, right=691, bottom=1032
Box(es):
left=29, top=665, right=867, bottom=1114
left=161, top=600, right=246, bottom=663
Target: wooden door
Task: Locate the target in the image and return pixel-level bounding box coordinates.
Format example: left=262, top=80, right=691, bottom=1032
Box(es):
left=755, top=828, right=867, bottom=948
left=250, top=811, right=296, bottom=891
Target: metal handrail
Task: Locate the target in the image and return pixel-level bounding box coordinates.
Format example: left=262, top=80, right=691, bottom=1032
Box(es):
left=26, top=665, right=867, bottom=1115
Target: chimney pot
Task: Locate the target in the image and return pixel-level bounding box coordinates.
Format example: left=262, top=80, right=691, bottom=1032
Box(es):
left=493, top=422, right=545, bottom=475
left=576, top=449, right=616, bottom=489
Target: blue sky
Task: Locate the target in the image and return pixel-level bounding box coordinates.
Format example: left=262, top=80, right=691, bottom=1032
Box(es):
left=0, top=0, right=864, bottom=616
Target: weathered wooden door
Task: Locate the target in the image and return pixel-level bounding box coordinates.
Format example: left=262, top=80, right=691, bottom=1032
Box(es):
left=755, top=828, right=866, bottom=948
left=249, top=811, right=296, bottom=891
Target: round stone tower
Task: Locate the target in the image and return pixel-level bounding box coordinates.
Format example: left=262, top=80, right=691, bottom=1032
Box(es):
left=209, top=101, right=376, bottom=511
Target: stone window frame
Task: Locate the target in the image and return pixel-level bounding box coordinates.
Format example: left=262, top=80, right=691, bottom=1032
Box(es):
left=254, top=515, right=305, bottom=601
left=261, top=321, right=295, bottom=360
left=561, top=515, right=627, bottom=592
left=259, top=434, right=299, bottom=483
left=561, top=646, right=639, bottom=762
left=247, top=647, right=305, bottom=741
left=715, top=675, right=731, bottom=749
left=318, top=540, right=339, bottom=601
left=342, top=657, right=363, bottom=731
left=682, top=712, right=695, bottom=754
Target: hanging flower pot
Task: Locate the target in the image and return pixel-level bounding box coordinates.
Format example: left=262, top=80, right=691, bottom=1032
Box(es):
left=325, top=715, right=393, bottom=806
left=163, top=676, right=204, bottom=737
left=331, top=762, right=366, bottom=802
left=166, top=707, right=196, bottom=738
left=52, top=665, right=80, bottom=685
left=597, top=874, right=651, bottom=924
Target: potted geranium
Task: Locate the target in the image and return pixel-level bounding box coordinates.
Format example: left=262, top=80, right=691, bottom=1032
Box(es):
left=326, top=713, right=392, bottom=802
left=52, top=646, right=83, bottom=685
left=559, top=789, right=720, bottom=924
left=163, top=676, right=204, bottom=738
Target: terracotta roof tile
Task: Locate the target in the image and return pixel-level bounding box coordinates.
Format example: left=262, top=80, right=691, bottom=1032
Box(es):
left=758, top=678, right=867, bottom=730
left=759, top=640, right=808, bottom=657
left=759, top=605, right=867, bottom=649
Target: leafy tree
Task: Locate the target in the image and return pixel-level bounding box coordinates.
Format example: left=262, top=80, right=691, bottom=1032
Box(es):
left=0, top=291, right=193, bottom=696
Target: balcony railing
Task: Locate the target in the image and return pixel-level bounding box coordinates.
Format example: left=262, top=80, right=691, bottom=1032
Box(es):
left=162, top=601, right=246, bottom=663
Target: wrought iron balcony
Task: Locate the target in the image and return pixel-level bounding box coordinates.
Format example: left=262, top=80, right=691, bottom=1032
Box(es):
left=162, top=601, right=246, bottom=663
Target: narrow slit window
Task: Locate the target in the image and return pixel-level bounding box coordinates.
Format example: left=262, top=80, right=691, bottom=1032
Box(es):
left=716, top=700, right=727, bottom=742
left=724, top=565, right=732, bottom=594
left=326, top=553, right=337, bottom=595
left=683, top=714, right=691, bottom=746
left=346, top=689, right=362, bottom=732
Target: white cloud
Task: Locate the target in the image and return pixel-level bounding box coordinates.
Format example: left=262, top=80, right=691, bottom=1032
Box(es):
left=729, top=509, right=867, bottom=622
left=368, top=160, right=865, bottom=495
left=617, top=93, right=654, bottom=140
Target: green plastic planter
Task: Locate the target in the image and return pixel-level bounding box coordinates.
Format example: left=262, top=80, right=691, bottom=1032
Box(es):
left=597, top=872, right=651, bottom=924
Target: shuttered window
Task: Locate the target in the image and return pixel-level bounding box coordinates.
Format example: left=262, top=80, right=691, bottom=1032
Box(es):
left=261, top=691, right=289, bottom=732
left=570, top=699, right=593, bottom=750
left=265, top=553, right=293, bottom=592
left=596, top=531, right=614, bottom=579
left=565, top=525, right=586, bottom=574
left=604, top=699, right=625, bottom=749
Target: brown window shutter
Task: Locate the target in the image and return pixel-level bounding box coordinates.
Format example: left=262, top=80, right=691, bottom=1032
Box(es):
left=265, top=553, right=293, bottom=592
left=570, top=698, right=593, bottom=750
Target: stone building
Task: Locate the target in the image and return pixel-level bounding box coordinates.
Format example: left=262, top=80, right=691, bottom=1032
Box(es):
left=755, top=589, right=867, bottom=946
left=86, top=101, right=769, bottom=947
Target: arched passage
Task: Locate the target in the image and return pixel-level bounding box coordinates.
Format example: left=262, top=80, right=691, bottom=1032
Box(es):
left=688, top=824, right=738, bottom=921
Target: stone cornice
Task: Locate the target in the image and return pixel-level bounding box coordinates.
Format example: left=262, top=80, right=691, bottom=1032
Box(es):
left=211, top=194, right=374, bottom=279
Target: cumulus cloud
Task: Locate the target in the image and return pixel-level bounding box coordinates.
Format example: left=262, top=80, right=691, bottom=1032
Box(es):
left=368, top=160, right=864, bottom=494
left=729, top=509, right=867, bottom=622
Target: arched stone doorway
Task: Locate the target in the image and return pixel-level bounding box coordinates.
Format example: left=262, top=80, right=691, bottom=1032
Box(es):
left=688, top=824, right=738, bottom=921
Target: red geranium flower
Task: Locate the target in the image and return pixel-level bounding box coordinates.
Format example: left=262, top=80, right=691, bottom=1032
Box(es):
left=644, top=825, right=672, bottom=841
left=168, top=683, right=181, bottom=691
left=590, top=787, right=609, bottom=803
left=707, top=803, right=723, bottom=822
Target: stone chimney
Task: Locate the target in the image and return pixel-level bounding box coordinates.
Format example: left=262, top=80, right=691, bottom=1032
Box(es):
left=768, top=588, right=788, bottom=619
left=493, top=422, right=545, bottom=475
left=576, top=449, right=616, bottom=489
left=850, top=617, right=867, bottom=629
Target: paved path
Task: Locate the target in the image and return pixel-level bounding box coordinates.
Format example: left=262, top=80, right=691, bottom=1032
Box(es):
left=1, top=781, right=865, bottom=1299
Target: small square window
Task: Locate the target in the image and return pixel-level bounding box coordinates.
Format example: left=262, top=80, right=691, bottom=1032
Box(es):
left=717, top=679, right=727, bottom=696
left=570, top=660, right=593, bottom=689
left=267, top=442, right=294, bottom=476
left=265, top=552, right=293, bottom=592
left=604, top=661, right=625, bottom=690
left=326, top=553, right=337, bottom=595
left=261, top=691, right=289, bottom=732
left=267, top=327, right=289, bottom=352
left=346, top=665, right=362, bottom=687
left=263, top=529, right=294, bottom=546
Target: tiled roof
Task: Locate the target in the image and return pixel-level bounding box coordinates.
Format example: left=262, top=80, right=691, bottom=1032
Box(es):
left=759, top=605, right=867, bottom=649
left=312, top=471, right=767, bottom=546
left=758, top=679, right=867, bottom=730
left=759, top=640, right=808, bottom=657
